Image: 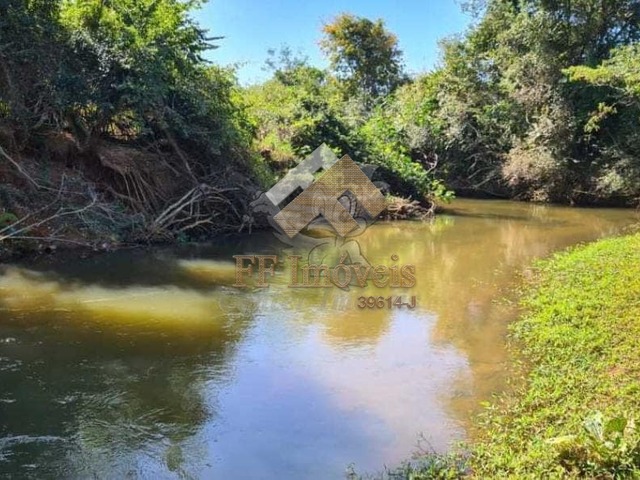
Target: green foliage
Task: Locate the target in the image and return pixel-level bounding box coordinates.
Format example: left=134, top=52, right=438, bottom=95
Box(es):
left=355, top=72, right=453, bottom=201
left=0, top=0, right=272, bottom=244
left=0, top=212, right=18, bottom=228
left=0, top=0, right=66, bottom=129
left=56, top=0, right=252, bottom=155
left=0, top=0, right=255, bottom=170
left=566, top=44, right=640, bottom=102
left=432, top=0, right=640, bottom=203
left=244, top=62, right=358, bottom=164
left=4, top=0, right=640, bottom=238
left=359, top=83, right=452, bottom=201
left=547, top=411, right=640, bottom=477
left=386, top=455, right=468, bottom=480
left=320, top=13, right=406, bottom=101
left=564, top=44, right=640, bottom=200
left=347, top=452, right=468, bottom=480
left=473, top=233, right=640, bottom=477
left=245, top=58, right=452, bottom=202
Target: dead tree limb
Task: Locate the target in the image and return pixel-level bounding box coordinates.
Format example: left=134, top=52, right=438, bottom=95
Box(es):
left=0, top=146, right=42, bottom=189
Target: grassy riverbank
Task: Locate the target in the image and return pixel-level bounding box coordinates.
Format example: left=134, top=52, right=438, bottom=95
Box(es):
left=472, top=232, right=640, bottom=478
left=381, top=232, right=640, bottom=479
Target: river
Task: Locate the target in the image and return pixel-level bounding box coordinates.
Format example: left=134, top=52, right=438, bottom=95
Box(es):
left=0, top=199, right=637, bottom=478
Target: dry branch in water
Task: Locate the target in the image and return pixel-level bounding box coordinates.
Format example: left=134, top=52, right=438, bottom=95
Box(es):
left=382, top=198, right=434, bottom=220
left=148, top=183, right=242, bottom=239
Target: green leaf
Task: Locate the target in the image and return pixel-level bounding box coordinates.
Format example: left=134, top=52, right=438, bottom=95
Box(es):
left=605, top=416, right=628, bottom=436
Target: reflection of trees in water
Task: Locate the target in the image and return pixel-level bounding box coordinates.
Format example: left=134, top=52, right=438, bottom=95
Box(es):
left=0, top=269, right=256, bottom=478
left=269, top=218, right=452, bottom=341
left=363, top=205, right=632, bottom=351
left=303, top=202, right=637, bottom=425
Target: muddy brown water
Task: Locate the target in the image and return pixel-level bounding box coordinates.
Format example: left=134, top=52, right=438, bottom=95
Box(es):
left=0, top=199, right=637, bottom=478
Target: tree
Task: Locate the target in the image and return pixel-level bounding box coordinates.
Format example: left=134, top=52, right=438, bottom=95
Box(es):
left=433, top=0, right=640, bottom=203
left=567, top=44, right=640, bottom=104
left=245, top=60, right=357, bottom=163
left=0, top=0, right=66, bottom=133
left=58, top=0, right=214, bottom=141
left=565, top=44, right=640, bottom=199
left=320, top=13, right=405, bottom=101
left=358, top=72, right=452, bottom=200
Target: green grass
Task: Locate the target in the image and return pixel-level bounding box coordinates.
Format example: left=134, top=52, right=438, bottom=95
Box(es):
left=369, top=233, right=640, bottom=479
left=472, top=233, right=640, bottom=479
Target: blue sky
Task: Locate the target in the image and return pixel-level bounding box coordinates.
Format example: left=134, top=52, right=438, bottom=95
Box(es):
left=193, top=0, right=474, bottom=85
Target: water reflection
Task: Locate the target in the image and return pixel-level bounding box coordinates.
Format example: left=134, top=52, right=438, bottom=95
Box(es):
left=0, top=268, right=254, bottom=477
left=0, top=199, right=637, bottom=478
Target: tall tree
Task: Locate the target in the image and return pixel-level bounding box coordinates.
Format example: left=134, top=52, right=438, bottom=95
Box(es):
left=320, top=13, right=405, bottom=101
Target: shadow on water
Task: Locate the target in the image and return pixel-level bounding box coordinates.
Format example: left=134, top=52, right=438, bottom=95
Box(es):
left=0, top=199, right=638, bottom=478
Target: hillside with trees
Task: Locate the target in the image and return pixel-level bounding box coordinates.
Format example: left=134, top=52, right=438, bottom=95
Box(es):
left=0, top=0, right=264, bottom=255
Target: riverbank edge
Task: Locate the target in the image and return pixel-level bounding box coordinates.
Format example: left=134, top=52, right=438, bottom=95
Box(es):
left=470, top=231, right=640, bottom=478
left=368, top=231, right=640, bottom=479
left=0, top=195, right=436, bottom=263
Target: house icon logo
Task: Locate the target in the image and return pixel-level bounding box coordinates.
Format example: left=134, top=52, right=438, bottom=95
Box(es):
left=252, top=144, right=386, bottom=239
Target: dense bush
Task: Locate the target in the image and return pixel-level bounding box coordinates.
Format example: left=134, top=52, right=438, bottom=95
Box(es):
left=0, top=0, right=256, bottom=171
left=358, top=74, right=452, bottom=201
left=431, top=0, right=640, bottom=204
left=244, top=64, right=359, bottom=163
left=0, top=0, right=269, bottom=244
left=244, top=43, right=452, bottom=202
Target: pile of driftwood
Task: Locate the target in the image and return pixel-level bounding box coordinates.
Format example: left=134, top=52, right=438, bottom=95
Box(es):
left=92, top=141, right=256, bottom=241
left=1, top=125, right=441, bottom=257
left=0, top=129, right=259, bottom=255
left=380, top=197, right=435, bottom=220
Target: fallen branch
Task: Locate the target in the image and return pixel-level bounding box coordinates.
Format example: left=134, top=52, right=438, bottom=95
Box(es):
left=0, top=146, right=42, bottom=189
left=0, top=182, right=98, bottom=242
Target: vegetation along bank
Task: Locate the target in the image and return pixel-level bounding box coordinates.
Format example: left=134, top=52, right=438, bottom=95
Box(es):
left=2, top=0, right=640, bottom=260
